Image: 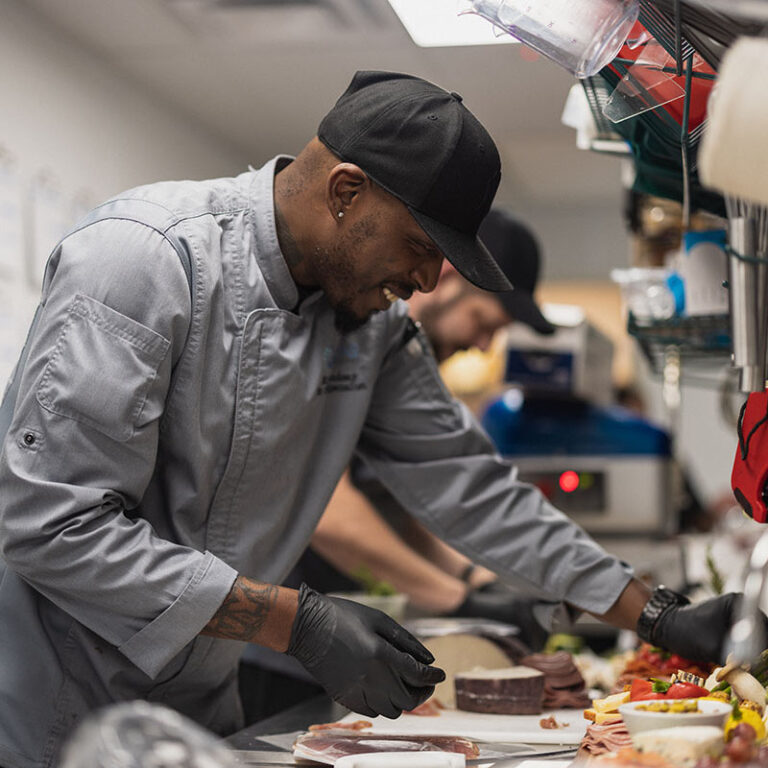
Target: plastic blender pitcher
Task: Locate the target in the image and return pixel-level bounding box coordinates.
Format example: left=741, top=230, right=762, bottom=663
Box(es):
left=467, top=0, right=639, bottom=78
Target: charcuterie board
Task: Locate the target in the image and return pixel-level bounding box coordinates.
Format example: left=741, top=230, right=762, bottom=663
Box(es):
left=339, top=708, right=587, bottom=745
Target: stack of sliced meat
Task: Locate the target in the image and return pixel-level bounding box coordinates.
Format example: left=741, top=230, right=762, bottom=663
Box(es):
left=577, top=720, right=633, bottom=758
left=521, top=651, right=591, bottom=709
left=293, top=729, right=480, bottom=765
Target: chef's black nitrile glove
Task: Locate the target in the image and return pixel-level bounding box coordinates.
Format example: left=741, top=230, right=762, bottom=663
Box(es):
left=450, top=582, right=549, bottom=652
left=643, top=590, right=768, bottom=664
left=286, top=584, right=445, bottom=719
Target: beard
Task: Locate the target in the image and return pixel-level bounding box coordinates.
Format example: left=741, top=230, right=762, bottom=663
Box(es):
left=333, top=303, right=369, bottom=334
left=416, top=296, right=460, bottom=362
left=314, top=216, right=379, bottom=335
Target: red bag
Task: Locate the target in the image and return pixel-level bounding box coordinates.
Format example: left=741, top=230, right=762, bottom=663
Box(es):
left=732, top=390, right=768, bottom=523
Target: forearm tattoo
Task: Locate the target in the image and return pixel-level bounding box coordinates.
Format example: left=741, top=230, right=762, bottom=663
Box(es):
left=203, top=578, right=278, bottom=642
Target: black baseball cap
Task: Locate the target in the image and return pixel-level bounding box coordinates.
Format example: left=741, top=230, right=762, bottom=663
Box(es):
left=478, top=208, right=556, bottom=335
left=318, top=70, right=511, bottom=292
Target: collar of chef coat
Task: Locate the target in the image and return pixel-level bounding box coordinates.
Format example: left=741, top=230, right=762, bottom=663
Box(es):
left=248, top=154, right=308, bottom=312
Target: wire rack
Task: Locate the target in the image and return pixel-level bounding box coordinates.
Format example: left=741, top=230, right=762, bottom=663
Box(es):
left=628, top=311, right=733, bottom=382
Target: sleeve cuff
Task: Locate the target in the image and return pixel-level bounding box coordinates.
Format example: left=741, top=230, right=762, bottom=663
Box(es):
left=533, top=601, right=582, bottom=632
left=562, top=558, right=635, bottom=616
left=118, top=552, right=238, bottom=678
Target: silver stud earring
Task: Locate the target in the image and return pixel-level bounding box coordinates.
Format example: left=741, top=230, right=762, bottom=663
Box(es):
left=337, top=211, right=344, bottom=218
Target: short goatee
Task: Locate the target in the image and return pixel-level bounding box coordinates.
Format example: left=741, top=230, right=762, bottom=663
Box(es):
left=334, top=306, right=369, bottom=334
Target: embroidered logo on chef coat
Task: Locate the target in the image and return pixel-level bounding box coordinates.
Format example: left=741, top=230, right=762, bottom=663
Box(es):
left=316, top=339, right=367, bottom=396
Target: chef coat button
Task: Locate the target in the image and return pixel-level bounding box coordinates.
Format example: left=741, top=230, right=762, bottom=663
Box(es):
left=23, top=432, right=35, bottom=446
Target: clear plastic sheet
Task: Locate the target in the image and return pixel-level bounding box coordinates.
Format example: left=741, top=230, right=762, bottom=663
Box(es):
left=59, top=701, right=238, bottom=768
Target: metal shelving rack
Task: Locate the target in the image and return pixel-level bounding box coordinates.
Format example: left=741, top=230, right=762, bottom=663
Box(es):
left=582, top=0, right=768, bottom=397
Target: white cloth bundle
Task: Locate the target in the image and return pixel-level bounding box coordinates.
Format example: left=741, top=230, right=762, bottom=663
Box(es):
left=699, top=36, right=768, bottom=206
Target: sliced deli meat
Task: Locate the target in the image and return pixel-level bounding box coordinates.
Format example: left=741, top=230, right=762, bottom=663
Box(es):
left=454, top=666, right=545, bottom=715
left=578, top=719, right=633, bottom=757
left=308, top=720, right=373, bottom=731
left=522, top=651, right=591, bottom=709
left=293, top=729, right=480, bottom=765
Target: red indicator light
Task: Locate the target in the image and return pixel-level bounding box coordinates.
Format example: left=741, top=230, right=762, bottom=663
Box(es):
left=559, top=470, right=579, bottom=493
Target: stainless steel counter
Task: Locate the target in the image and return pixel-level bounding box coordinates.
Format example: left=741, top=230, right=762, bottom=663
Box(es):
left=225, top=695, right=577, bottom=767
left=226, top=695, right=346, bottom=766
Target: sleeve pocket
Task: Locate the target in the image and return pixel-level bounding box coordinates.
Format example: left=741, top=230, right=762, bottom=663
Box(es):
left=37, top=294, right=171, bottom=442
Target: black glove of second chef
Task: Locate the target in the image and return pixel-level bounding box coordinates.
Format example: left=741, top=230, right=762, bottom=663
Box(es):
left=450, top=582, right=550, bottom=652
left=286, top=584, right=445, bottom=718
left=637, top=587, right=768, bottom=664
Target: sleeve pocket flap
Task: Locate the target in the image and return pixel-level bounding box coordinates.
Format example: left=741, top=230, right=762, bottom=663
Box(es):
left=37, top=294, right=171, bottom=442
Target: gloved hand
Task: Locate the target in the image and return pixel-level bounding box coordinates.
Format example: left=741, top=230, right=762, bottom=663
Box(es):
left=286, top=584, right=445, bottom=718
left=646, top=591, right=768, bottom=665
left=450, top=582, right=549, bottom=652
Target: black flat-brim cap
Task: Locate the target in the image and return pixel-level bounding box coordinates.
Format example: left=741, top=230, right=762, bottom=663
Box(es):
left=318, top=70, right=512, bottom=292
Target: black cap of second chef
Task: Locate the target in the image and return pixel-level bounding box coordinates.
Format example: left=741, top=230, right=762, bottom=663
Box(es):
left=318, top=70, right=511, bottom=292
left=479, top=208, right=556, bottom=335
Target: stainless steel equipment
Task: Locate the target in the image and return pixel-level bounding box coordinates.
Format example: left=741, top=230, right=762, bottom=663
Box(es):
left=726, top=205, right=768, bottom=394
left=725, top=525, right=768, bottom=664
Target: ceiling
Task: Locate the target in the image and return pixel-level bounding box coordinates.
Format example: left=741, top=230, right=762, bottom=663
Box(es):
left=20, top=0, right=626, bottom=208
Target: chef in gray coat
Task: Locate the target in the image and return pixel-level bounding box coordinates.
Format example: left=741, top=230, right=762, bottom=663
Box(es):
left=0, top=70, right=750, bottom=768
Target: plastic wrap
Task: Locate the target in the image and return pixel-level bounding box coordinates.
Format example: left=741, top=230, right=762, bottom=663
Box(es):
left=59, top=701, right=238, bottom=768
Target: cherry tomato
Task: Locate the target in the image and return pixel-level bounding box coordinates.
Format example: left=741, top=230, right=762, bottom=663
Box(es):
left=665, top=681, right=709, bottom=699
left=629, top=678, right=666, bottom=701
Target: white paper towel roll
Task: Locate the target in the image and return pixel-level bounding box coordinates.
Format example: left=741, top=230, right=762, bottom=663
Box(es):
left=699, top=36, right=768, bottom=206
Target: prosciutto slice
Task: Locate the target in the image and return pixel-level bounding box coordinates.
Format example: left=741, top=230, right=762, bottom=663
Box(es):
left=308, top=720, right=373, bottom=732
left=293, top=729, right=480, bottom=765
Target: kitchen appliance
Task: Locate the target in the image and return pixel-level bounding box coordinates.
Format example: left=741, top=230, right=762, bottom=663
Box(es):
left=502, top=304, right=615, bottom=406
left=483, top=389, right=674, bottom=536
left=484, top=308, right=676, bottom=537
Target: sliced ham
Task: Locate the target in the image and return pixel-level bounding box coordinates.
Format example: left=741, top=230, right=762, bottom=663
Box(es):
left=293, top=730, right=479, bottom=765
left=578, top=720, right=633, bottom=758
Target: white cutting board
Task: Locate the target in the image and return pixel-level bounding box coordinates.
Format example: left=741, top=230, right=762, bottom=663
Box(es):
left=340, top=708, right=587, bottom=745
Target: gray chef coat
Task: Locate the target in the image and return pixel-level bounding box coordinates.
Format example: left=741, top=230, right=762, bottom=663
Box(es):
left=0, top=156, right=633, bottom=768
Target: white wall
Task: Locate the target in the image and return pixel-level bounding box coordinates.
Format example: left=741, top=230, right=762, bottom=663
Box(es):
left=0, top=0, right=245, bottom=389
left=0, top=0, right=244, bottom=201
left=513, top=201, right=630, bottom=282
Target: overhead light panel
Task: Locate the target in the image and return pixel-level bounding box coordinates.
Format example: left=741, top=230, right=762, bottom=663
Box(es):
left=387, top=0, right=518, bottom=47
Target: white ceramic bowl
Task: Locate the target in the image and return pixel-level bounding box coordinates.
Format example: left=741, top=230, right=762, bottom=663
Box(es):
left=334, top=752, right=466, bottom=768
left=618, top=698, right=732, bottom=735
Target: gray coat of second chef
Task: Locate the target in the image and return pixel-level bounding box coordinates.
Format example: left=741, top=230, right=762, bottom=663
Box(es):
left=0, top=156, right=633, bottom=768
